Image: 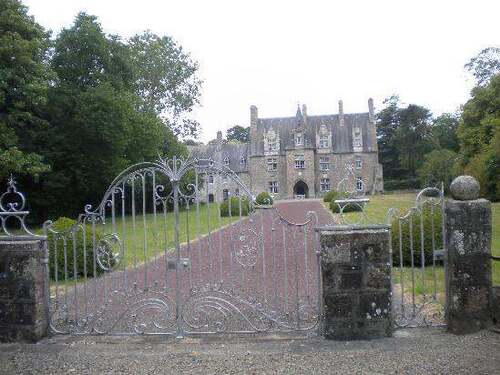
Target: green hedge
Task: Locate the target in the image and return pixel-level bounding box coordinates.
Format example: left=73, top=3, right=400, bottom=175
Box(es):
left=47, top=217, right=104, bottom=280
left=323, top=190, right=339, bottom=202
left=220, top=196, right=250, bottom=217
left=255, top=192, right=273, bottom=205
left=384, top=178, right=420, bottom=191
left=390, top=205, right=443, bottom=267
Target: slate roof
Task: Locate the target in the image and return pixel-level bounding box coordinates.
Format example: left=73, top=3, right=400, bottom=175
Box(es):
left=188, top=142, right=249, bottom=173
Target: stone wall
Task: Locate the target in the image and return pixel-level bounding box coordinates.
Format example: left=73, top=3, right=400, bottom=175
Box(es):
left=0, top=240, right=49, bottom=342
left=319, top=225, right=392, bottom=340
left=492, top=286, right=500, bottom=327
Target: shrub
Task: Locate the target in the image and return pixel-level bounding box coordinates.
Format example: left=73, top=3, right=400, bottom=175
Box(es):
left=384, top=178, right=420, bottom=191
left=220, top=196, right=250, bottom=217
left=329, top=198, right=363, bottom=213
left=255, top=192, right=273, bottom=205
left=46, top=217, right=104, bottom=280
left=322, top=190, right=339, bottom=203
left=390, top=205, right=443, bottom=267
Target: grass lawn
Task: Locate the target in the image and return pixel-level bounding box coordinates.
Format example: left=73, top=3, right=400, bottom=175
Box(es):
left=48, top=202, right=239, bottom=280
left=325, top=191, right=500, bottom=289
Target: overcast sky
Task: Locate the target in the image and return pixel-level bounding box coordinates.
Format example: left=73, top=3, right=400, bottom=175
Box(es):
left=25, top=0, right=499, bottom=142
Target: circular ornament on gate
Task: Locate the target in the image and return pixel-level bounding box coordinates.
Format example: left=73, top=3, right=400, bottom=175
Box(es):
left=96, top=233, right=123, bottom=271
left=234, top=228, right=260, bottom=267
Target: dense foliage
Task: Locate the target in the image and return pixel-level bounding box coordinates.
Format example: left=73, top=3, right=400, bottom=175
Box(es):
left=255, top=192, right=273, bottom=205
left=458, top=74, right=500, bottom=201
left=390, top=205, right=443, bottom=267
left=0, top=2, right=202, bottom=221
left=46, top=217, right=104, bottom=280
left=0, top=0, right=51, bottom=179
left=322, top=190, right=339, bottom=202
left=220, top=196, right=250, bottom=217
left=226, top=125, right=250, bottom=143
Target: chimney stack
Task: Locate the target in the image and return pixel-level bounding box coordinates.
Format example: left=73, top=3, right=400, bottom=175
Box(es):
left=217, top=130, right=223, bottom=141
left=368, top=98, right=375, bottom=123
left=339, top=100, right=345, bottom=127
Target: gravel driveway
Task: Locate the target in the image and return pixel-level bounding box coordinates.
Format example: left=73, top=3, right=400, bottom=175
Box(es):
left=0, top=328, right=499, bottom=374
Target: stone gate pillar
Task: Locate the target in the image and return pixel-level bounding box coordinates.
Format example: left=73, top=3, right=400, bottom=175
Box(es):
left=319, top=225, right=392, bottom=340
left=445, top=175, right=492, bottom=334
left=0, top=239, right=49, bottom=342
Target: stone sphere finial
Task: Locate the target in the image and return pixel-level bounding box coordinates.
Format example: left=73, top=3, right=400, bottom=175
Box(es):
left=450, top=175, right=480, bottom=200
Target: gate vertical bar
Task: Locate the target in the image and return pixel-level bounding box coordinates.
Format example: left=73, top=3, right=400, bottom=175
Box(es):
left=173, top=157, right=183, bottom=338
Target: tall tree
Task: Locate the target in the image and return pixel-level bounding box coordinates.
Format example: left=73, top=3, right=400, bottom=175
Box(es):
left=431, top=113, right=460, bottom=152
left=464, top=47, right=500, bottom=87
left=394, top=104, right=433, bottom=178
left=37, top=13, right=178, bottom=219
left=376, top=95, right=401, bottom=179
left=458, top=74, right=500, bottom=201
left=226, top=125, right=250, bottom=143
left=128, top=31, right=202, bottom=137
left=0, top=0, right=51, bottom=179
left=51, top=12, right=133, bottom=91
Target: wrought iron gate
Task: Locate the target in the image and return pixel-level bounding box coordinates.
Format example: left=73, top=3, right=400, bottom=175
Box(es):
left=386, top=185, right=447, bottom=328
left=44, top=157, right=321, bottom=336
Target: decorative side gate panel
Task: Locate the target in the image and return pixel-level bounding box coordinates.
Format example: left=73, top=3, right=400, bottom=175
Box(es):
left=386, top=185, right=447, bottom=328
left=44, top=157, right=321, bottom=336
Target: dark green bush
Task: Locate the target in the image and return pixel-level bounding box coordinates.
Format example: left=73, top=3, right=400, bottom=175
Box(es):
left=323, top=190, right=339, bottom=202
left=384, top=178, right=420, bottom=191
left=220, top=196, right=250, bottom=217
left=255, top=192, right=273, bottom=205
left=47, top=217, right=104, bottom=280
left=329, top=199, right=363, bottom=213
left=390, top=205, right=443, bottom=267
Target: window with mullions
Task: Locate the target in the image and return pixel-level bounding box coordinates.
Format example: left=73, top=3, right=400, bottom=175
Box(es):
left=356, top=177, right=364, bottom=192
left=319, top=157, right=330, bottom=171
left=294, top=155, right=305, bottom=169
left=267, top=157, right=277, bottom=171
left=320, top=178, right=330, bottom=192
left=268, top=181, right=278, bottom=194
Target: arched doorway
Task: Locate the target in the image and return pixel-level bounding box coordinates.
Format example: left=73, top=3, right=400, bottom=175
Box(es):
left=293, top=180, right=309, bottom=199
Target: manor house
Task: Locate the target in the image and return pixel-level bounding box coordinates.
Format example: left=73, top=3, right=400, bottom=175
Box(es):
left=189, top=99, right=384, bottom=201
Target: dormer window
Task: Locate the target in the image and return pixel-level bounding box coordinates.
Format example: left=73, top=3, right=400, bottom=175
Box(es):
left=295, top=132, right=303, bottom=146
left=265, top=129, right=279, bottom=152
left=353, top=126, right=363, bottom=151
left=223, top=157, right=230, bottom=165
left=240, top=156, right=247, bottom=165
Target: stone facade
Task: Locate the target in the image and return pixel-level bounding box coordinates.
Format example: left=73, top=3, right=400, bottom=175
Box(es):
left=0, top=240, right=49, bottom=342
left=189, top=100, right=384, bottom=201
left=319, top=225, right=392, bottom=340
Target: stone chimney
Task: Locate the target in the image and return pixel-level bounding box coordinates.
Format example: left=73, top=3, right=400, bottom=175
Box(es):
left=250, top=105, right=259, bottom=155
left=368, top=98, right=375, bottom=123
left=339, top=100, right=345, bottom=127
left=217, top=130, right=223, bottom=141
left=302, top=104, right=308, bottom=126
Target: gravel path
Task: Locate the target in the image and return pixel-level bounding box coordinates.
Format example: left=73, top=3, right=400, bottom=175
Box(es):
left=51, top=199, right=334, bottom=335
left=0, top=328, right=499, bottom=374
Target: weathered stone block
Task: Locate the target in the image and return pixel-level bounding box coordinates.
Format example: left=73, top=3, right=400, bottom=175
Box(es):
left=445, top=198, right=492, bottom=334
left=320, top=225, right=392, bottom=340
left=0, top=240, right=49, bottom=342
left=492, top=286, right=500, bottom=327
